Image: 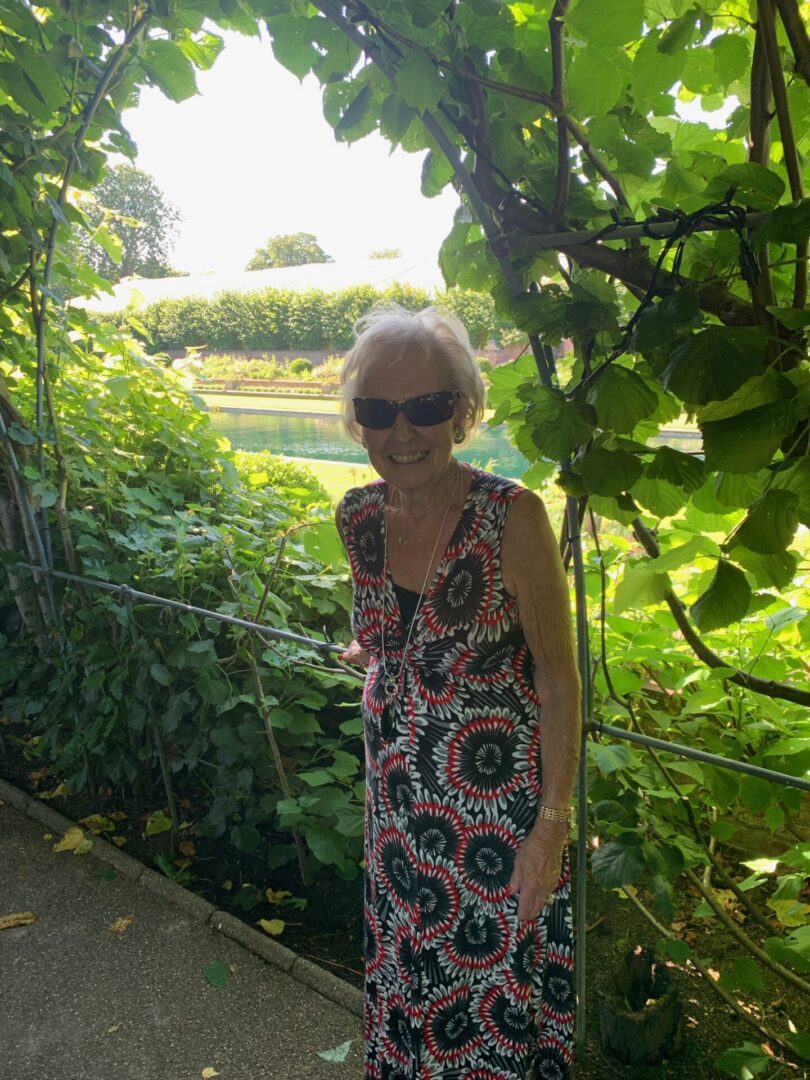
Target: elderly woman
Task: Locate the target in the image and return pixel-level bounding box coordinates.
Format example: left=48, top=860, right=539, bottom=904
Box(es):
left=336, top=307, right=581, bottom=1080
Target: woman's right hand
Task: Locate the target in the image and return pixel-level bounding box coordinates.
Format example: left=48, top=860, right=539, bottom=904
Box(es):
left=339, top=640, right=371, bottom=668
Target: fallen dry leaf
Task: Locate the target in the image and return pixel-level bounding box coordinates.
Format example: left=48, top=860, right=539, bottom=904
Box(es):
left=201, top=1068, right=220, bottom=1078
left=107, top=1024, right=121, bottom=1034
left=37, top=783, right=68, bottom=801
left=53, top=827, right=86, bottom=853
left=109, top=811, right=127, bottom=822
left=109, top=914, right=134, bottom=934
left=265, top=887, right=292, bottom=905
left=78, top=814, right=116, bottom=833
left=0, top=912, right=36, bottom=931
left=257, top=918, right=285, bottom=936
left=111, top=836, right=127, bottom=847
left=179, top=840, right=196, bottom=857
left=174, top=858, right=192, bottom=869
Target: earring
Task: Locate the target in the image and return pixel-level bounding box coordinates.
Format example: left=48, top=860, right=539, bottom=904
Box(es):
left=453, top=423, right=465, bottom=444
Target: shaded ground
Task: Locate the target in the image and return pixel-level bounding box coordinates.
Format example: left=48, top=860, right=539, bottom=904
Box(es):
left=2, top=745, right=806, bottom=1079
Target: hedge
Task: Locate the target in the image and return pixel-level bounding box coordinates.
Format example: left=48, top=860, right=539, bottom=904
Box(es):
left=112, top=284, right=514, bottom=353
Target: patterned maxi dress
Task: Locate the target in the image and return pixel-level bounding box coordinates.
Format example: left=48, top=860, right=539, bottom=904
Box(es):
left=341, top=467, right=575, bottom=1080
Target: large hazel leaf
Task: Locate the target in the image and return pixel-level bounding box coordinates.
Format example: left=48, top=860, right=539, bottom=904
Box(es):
left=591, top=838, right=645, bottom=888
left=690, top=559, right=752, bottom=632
left=646, top=446, right=704, bottom=491
left=586, top=365, right=658, bottom=433
left=267, top=15, right=319, bottom=80
left=705, top=162, right=786, bottom=211
left=567, top=0, right=644, bottom=47
left=139, top=39, right=198, bottom=102
left=701, top=400, right=798, bottom=474
left=525, top=387, right=596, bottom=460
left=579, top=448, right=643, bottom=495
left=663, top=327, right=767, bottom=406
left=396, top=51, right=445, bottom=113
left=614, top=564, right=671, bottom=613
left=730, top=490, right=800, bottom=555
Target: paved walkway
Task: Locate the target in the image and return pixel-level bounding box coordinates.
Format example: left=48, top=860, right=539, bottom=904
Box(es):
left=0, top=778, right=363, bottom=1080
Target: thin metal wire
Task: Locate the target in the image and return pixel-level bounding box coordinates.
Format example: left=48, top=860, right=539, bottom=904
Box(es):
left=13, top=562, right=344, bottom=654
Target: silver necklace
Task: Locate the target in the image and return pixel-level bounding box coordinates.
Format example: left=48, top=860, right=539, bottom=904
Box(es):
left=379, top=465, right=463, bottom=703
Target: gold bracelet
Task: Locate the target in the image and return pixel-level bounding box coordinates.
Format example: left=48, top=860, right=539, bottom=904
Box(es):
left=537, top=804, right=573, bottom=825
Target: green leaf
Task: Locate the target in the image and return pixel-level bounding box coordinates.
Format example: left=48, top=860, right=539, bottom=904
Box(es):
left=589, top=742, right=635, bottom=775
left=690, top=559, right=752, bottom=632
left=633, top=288, right=701, bottom=355
left=421, top=149, right=455, bottom=198
left=702, top=400, right=797, bottom=474
left=266, top=14, right=319, bottom=79
left=705, top=163, right=786, bottom=212
left=650, top=873, right=676, bottom=922
left=715, top=1042, right=771, bottom=1079
left=203, top=960, right=231, bottom=990
left=567, top=48, right=625, bottom=115
left=663, top=327, right=767, bottom=406
left=731, top=490, right=800, bottom=555
left=379, top=95, right=419, bottom=146
left=231, top=823, right=261, bottom=853
left=334, top=83, right=373, bottom=139
left=732, top=546, right=798, bottom=590
left=591, top=838, right=645, bottom=888
left=712, top=34, right=750, bottom=89
left=567, top=0, right=644, bottom=46
left=298, top=769, right=335, bottom=787
left=614, top=564, right=670, bottom=613
left=740, top=776, right=773, bottom=814
left=586, top=365, right=658, bottom=433
left=752, top=198, right=810, bottom=249
left=150, top=663, right=173, bottom=686
left=659, top=936, right=690, bottom=963
left=646, top=446, right=704, bottom=491
left=317, top=1040, right=354, bottom=1063
left=396, top=51, right=445, bottom=113
left=140, top=39, right=198, bottom=102
left=658, top=8, right=700, bottom=53
left=579, top=449, right=643, bottom=496
left=642, top=839, right=684, bottom=880
left=525, top=387, right=596, bottom=460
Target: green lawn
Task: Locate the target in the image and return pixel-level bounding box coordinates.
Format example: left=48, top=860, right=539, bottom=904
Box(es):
left=287, top=456, right=377, bottom=503
left=197, top=390, right=342, bottom=415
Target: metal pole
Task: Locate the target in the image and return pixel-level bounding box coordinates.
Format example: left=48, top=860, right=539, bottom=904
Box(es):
left=591, top=722, right=810, bottom=793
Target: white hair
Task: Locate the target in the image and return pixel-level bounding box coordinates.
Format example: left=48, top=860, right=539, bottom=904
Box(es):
left=339, top=306, right=486, bottom=445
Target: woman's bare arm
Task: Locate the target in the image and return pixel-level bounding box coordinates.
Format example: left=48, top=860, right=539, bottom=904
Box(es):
left=502, top=489, right=581, bottom=918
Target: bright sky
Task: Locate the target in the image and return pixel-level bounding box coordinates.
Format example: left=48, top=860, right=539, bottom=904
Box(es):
left=122, top=29, right=460, bottom=275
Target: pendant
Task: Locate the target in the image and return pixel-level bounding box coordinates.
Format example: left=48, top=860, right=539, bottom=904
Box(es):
left=383, top=672, right=399, bottom=700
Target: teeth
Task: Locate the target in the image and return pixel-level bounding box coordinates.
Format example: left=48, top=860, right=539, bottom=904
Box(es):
left=391, top=452, right=426, bottom=464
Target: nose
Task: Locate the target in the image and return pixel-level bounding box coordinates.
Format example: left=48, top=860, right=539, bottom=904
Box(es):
left=389, top=408, right=417, bottom=438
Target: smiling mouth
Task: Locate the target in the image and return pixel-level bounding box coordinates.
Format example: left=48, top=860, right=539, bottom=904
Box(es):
left=390, top=451, right=429, bottom=465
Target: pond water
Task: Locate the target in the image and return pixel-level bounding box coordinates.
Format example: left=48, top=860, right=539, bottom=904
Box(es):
left=208, top=409, right=530, bottom=475
left=207, top=408, right=702, bottom=476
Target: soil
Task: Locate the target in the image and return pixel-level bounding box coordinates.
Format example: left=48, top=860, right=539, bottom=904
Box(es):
left=2, top=744, right=807, bottom=1080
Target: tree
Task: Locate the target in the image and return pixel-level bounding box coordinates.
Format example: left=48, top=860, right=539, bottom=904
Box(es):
left=369, top=248, right=401, bottom=260
left=81, top=164, right=181, bottom=281
left=246, top=232, right=333, bottom=270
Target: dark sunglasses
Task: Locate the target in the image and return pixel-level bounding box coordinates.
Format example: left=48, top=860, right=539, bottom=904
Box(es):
left=353, top=391, right=459, bottom=430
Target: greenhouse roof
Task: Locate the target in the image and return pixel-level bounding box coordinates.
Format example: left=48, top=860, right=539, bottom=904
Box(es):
left=84, top=257, right=447, bottom=313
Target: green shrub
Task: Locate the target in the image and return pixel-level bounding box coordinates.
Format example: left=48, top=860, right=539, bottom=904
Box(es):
left=108, top=285, right=518, bottom=354
left=288, top=357, right=313, bottom=376
left=232, top=450, right=329, bottom=507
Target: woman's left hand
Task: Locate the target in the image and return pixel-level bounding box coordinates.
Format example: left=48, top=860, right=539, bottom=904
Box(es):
left=508, top=821, right=568, bottom=921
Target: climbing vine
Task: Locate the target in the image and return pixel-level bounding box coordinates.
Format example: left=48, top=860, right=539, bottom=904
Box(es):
left=0, top=3, right=809, bottom=1074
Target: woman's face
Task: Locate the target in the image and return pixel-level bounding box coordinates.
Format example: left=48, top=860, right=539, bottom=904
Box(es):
left=356, top=347, right=460, bottom=494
